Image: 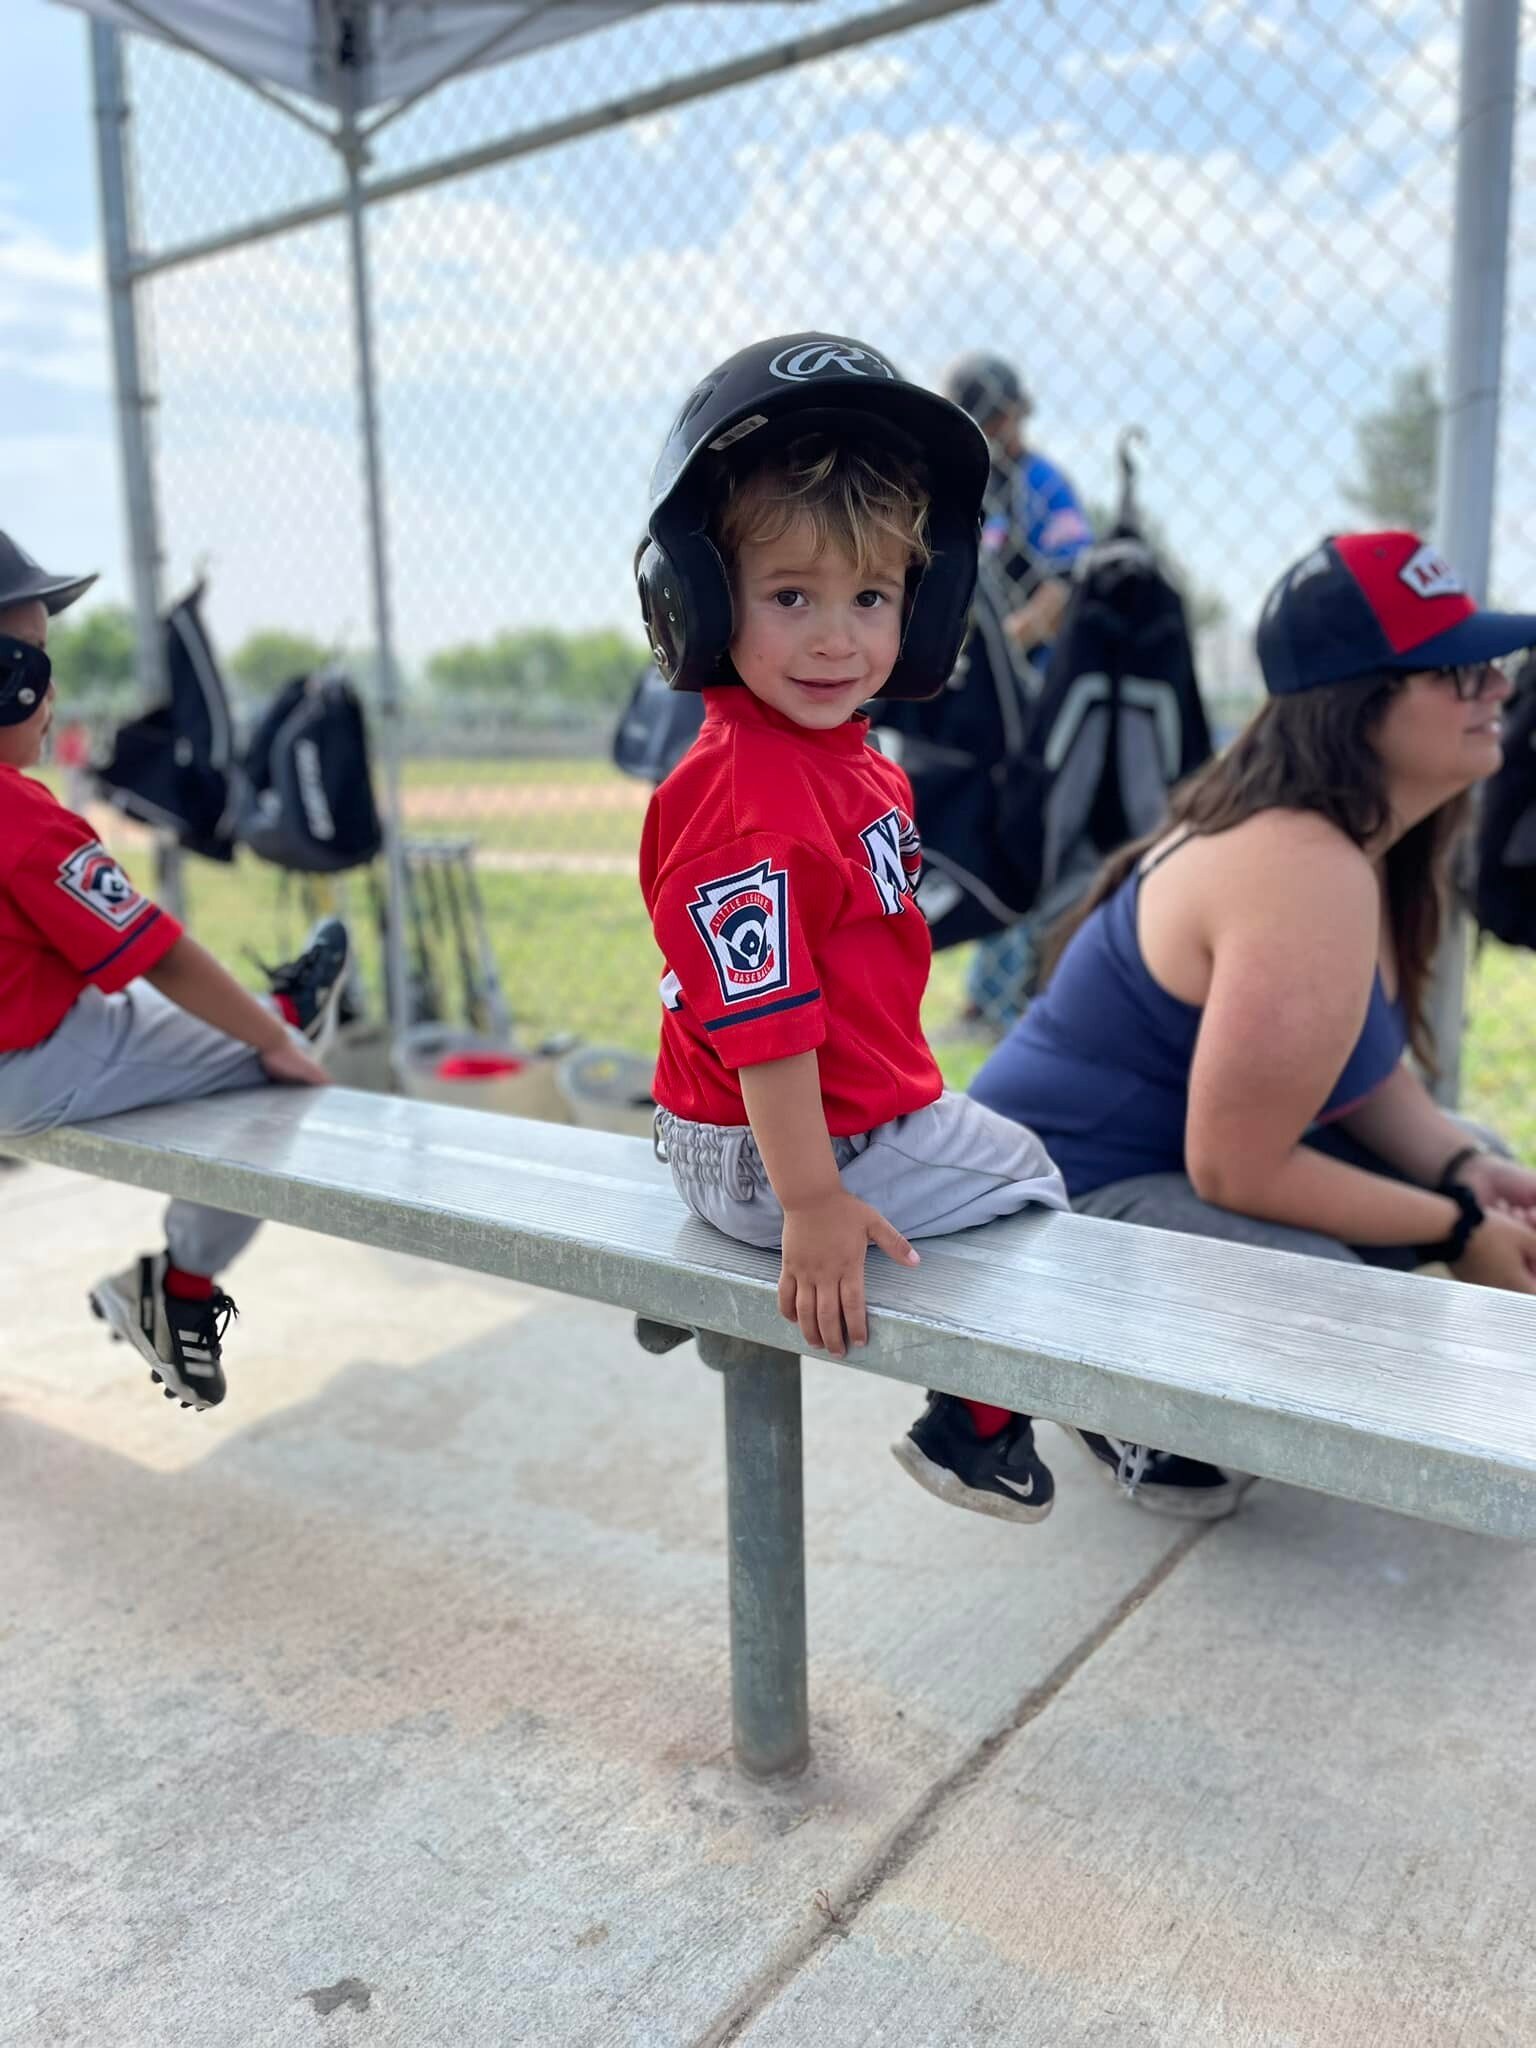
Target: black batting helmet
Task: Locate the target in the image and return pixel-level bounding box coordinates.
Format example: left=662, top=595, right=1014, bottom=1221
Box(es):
left=635, top=333, right=988, bottom=700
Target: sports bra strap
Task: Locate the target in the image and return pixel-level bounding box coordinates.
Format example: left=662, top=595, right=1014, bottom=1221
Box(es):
left=1137, top=829, right=1196, bottom=881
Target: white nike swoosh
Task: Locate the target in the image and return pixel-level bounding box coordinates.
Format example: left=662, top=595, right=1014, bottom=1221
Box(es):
left=995, top=1473, right=1035, bottom=1499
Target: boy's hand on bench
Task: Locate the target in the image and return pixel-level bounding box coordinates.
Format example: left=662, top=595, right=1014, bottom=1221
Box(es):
left=259, top=1036, right=331, bottom=1088
left=779, top=1191, right=919, bottom=1358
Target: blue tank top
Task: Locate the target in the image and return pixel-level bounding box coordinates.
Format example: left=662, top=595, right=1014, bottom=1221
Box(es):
left=971, top=854, right=1408, bottom=1197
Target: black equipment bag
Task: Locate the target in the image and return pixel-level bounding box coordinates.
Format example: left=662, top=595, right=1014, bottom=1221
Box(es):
left=869, top=582, right=1047, bottom=950
left=612, top=661, right=706, bottom=785
left=93, top=586, right=238, bottom=862
left=239, top=671, right=382, bottom=874
left=1024, top=532, right=1212, bottom=920
left=1473, top=652, right=1536, bottom=950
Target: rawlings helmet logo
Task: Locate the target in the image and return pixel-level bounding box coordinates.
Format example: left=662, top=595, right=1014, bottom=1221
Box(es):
left=688, top=860, right=791, bottom=1004
left=768, top=344, right=895, bottom=383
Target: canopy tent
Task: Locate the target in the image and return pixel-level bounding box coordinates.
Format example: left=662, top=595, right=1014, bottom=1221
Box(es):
left=55, top=0, right=986, bottom=1044
left=50, top=3, right=748, bottom=121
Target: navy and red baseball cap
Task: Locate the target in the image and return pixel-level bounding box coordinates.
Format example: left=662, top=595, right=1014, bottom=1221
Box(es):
left=1257, top=531, right=1536, bottom=696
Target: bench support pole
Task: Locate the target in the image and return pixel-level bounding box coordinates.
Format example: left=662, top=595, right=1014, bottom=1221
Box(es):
left=698, top=1333, right=809, bottom=1779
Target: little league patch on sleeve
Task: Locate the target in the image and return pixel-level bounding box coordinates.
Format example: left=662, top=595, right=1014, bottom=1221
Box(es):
left=56, top=843, right=148, bottom=929
left=688, top=860, right=791, bottom=1004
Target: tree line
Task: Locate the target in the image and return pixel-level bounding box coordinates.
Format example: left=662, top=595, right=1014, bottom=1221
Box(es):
left=44, top=614, right=653, bottom=717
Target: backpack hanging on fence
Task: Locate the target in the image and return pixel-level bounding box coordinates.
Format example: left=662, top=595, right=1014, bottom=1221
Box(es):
left=93, top=585, right=238, bottom=862
left=1472, top=652, right=1536, bottom=951
left=869, top=581, right=1047, bottom=950
left=238, top=670, right=383, bottom=874
left=1023, top=523, right=1212, bottom=925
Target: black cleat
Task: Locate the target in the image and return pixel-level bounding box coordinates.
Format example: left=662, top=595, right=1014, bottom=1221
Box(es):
left=892, top=1393, right=1055, bottom=1524
left=89, top=1252, right=237, bottom=1412
left=1063, top=1428, right=1246, bottom=1520
left=263, top=917, right=351, bottom=1053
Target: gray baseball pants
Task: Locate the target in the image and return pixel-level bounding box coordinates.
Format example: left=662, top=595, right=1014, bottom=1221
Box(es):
left=0, top=982, right=279, bottom=1276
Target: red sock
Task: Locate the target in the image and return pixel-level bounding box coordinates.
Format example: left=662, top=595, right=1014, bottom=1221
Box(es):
left=274, top=993, right=301, bottom=1028
left=165, top=1265, right=214, bottom=1302
left=964, top=1401, right=1013, bottom=1438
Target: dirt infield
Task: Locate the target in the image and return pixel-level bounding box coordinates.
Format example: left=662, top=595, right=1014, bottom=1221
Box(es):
left=83, top=776, right=646, bottom=853
left=401, top=781, right=647, bottom=822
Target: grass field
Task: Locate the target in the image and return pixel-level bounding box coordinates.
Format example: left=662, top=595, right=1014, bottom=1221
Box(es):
left=66, top=754, right=1534, bottom=1158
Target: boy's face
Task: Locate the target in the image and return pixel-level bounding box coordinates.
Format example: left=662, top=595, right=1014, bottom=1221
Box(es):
left=728, top=515, right=907, bottom=731
left=0, top=599, right=54, bottom=770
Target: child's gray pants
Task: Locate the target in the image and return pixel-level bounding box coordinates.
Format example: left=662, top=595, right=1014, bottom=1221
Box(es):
left=0, top=982, right=277, bottom=1276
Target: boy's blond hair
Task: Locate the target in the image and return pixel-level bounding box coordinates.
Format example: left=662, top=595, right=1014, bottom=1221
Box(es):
left=715, top=432, right=931, bottom=581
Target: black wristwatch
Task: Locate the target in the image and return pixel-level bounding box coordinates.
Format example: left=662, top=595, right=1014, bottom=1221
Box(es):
left=1436, top=1143, right=1486, bottom=1191
left=1415, top=1180, right=1486, bottom=1267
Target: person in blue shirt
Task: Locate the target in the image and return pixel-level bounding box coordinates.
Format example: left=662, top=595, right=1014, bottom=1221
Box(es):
left=943, top=352, right=1094, bottom=671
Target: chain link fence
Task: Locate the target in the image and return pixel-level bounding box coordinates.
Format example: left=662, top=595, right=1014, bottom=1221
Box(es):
left=87, top=0, right=1534, bottom=1145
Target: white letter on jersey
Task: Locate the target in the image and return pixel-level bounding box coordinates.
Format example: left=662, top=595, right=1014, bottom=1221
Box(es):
left=860, top=808, right=919, bottom=916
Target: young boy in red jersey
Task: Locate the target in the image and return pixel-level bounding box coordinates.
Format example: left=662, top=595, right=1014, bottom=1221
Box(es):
left=0, top=531, right=350, bottom=1413
left=636, top=337, right=1068, bottom=1524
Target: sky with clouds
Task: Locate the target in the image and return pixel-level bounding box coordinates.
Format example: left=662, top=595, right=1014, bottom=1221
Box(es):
left=2, top=0, right=1532, bottom=686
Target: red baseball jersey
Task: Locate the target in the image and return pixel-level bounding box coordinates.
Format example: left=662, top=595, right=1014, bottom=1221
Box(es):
left=0, top=765, right=181, bottom=1051
left=639, top=688, right=942, bottom=1135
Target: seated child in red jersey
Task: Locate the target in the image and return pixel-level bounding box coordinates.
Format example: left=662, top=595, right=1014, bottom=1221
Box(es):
left=0, top=531, right=350, bottom=1414
left=636, top=335, right=1068, bottom=1525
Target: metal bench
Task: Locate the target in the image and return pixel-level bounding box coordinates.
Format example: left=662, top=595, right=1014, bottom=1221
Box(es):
left=12, top=1086, right=1536, bottom=1778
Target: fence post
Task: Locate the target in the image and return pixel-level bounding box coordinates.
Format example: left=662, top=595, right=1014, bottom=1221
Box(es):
left=1428, top=0, right=1523, bottom=1105
left=89, top=21, right=181, bottom=919
left=338, top=84, right=412, bottom=1055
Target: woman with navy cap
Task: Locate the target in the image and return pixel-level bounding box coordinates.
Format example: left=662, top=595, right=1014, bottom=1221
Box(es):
left=900, top=531, right=1536, bottom=1523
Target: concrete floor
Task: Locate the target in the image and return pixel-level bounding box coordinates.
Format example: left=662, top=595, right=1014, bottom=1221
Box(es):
left=1, top=1158, right=1532, bottom=2046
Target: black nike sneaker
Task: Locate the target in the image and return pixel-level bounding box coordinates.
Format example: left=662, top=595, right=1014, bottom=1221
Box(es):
left=89, top=1252, right=239, bottom=1411
left=263, top=917, right=350, bottom=1053
left=1063, top=1427, right=1246, bottom=1520
left=892, top=1393, right=1055, bottom=1524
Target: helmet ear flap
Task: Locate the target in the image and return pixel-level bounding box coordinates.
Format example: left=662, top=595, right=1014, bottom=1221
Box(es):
left=636, top=527, right=734, bottom=691
left=875, top=506, right=981, bottom=701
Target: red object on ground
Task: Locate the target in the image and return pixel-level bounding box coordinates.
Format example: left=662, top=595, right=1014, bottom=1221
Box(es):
left=434, top=1052, right=526, bottom=1081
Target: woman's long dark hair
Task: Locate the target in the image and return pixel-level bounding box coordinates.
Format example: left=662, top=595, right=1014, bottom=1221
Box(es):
left=1043, top=672, right=1471, bottom=1071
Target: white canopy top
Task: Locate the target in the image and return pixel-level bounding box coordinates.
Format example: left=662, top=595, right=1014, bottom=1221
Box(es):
left=48, top=2, right=737, bottom=113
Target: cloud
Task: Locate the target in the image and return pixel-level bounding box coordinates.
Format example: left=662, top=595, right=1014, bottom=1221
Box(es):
left=0, top=206, right=108, bottom=391
left=7, top=0, right=1532, bottom=674
left=1067, top=36, right=1198, bottom=81
left=0, top=430, right=124, bottom=611
left=630, top=112, right=680, bottom=155
left=815, top=51, right=911, bottom=99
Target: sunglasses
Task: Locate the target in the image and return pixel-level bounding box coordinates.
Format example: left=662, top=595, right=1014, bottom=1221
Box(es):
left=1422, top=657, right=1522, bottom=703
left=0, top=633, right=52, bottom=714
